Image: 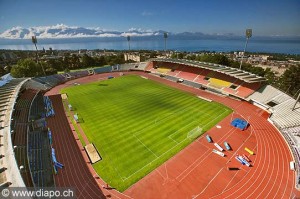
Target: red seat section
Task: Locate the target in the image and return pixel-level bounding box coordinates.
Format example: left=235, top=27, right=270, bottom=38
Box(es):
left=176, top=66, right=205, bottom=81
left=193, top=69, right=211, bottom=85
left=236, top=82, right=262, bottom=98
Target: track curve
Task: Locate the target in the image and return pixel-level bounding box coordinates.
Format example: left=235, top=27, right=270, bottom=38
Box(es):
left=45, top=71, right=299, bottom=199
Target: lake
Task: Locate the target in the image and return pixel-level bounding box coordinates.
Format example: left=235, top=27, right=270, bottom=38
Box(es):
left=0, top=37, right=299, bottom=54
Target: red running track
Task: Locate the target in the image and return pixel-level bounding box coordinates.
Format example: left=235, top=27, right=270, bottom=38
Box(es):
left=45, top=71, right=300, bottom=199
left=46, top=95, right=106, bottom=199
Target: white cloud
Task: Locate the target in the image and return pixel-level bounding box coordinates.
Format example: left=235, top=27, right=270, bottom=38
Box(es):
left=0, top=24, right=164, bottom=39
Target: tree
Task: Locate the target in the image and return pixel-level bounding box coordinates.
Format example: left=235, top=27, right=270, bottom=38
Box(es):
left=70, top=54, right=80, bottom=69
left=198, top=54, right=230, bottom=66
left=149, top=51, right=157, bottom=58
left=47, top=59, right=64, bottom=72
left=63, top=54, right=71, bottom=69
left=264, top=68, right=277, bottom=85
left=42, top=62, right=57, bottom=75
left=0, top=66, right=6, bottom=76
left=81, top=54, right=95, bottom=68
left=10, top=59, right=43, bottom=78
left=278, top=65, right=300, bottom=97
left=95, top=56, right=107, bottom=66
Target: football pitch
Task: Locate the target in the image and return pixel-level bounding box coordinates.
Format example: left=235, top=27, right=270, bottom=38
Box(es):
left=61, top=75, right=232, bottom=191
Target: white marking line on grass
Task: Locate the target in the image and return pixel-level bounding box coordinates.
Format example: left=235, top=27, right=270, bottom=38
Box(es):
left=134, top=103, right=220, bottom=137
left=168, top=135, right=179, bottom=144
left=99, top=144, right=126, bottom=182
left=168, top=105, right=229, bottom=141
left=133, top=134, right=158, bottom=158
left=123, top=107, right=230, bottom=181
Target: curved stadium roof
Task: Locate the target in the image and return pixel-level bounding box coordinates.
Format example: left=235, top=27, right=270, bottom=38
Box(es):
left=149, top=58, right=266, bottom=83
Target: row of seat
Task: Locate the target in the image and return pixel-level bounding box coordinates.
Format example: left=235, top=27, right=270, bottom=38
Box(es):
left=32, top=170, right=45, bottom=188
left=28, top=148, right=43, bottom=172
left=282, top=126, right=300, bottom=136
left=29, top=92, right=45, bottom=120
left=148, top=61, right=261, bottom=98
left=33, top=74, right=67, bottom=88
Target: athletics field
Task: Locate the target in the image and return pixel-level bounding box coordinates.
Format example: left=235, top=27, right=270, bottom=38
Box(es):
left=61, top=75, right=232, bottom=191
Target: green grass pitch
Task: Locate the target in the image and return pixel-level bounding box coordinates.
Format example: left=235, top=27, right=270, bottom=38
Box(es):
left=61, top=75, right=232, bottom=191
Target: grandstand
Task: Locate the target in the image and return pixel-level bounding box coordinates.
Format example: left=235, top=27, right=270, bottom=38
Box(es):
left=0, top=74, right=57, bottom=189
left=0, top=75, right=29, bottom=188
left=246, top=84, right=300, bottom=129
left=146, top=58, right=266, bottom=99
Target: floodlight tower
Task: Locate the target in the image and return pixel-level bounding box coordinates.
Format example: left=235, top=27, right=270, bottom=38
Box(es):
left=164, top=32, right=168, bottom=53
left=32, top=36, right=46, bottom=75
left=239, top=29, right=252, bottom=70
left=127, top=35, right=131, bottom=51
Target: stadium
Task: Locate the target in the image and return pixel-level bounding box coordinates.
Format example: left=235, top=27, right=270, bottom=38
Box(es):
left=1, top=58, right=300, bottom=198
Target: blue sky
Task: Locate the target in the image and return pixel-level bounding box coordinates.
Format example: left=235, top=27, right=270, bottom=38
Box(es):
left=0, top=0, right=299, bottom=36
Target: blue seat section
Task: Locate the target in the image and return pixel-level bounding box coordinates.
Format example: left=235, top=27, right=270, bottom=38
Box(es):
left=28, top=131, right=45, bottom=187
left=94, top=66, right=112, bottom=74
left=69, top=70, right=89, bottom=78
left=30, top=92, right=45, bottom=120
left=33, top=74, right=68, bottom=89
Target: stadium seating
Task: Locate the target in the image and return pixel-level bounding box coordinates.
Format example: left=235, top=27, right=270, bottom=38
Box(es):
left=176, top=71, right=198, bottom=81
left=28, top=131, right=45, bottom=187
left=9, top=89, right=38, bottom=187
left=29, top=92, right=45, bottom=120
left=212, top=72, right=239, bottom=84
left=94, top=66, right=113, bottom=73
left=137, top=62, right=149, bottom=70
left=120, top=63, right=136, bottom=71
left=223, top=87, right=237, bottom=94
left=145, top=61, right=154, bottom=70
left=120, top=62, right=149, bottom=71
left=270, top=99, right=300, bottom=128
left=147, top=60, right=263, bottom=99
left=247, top=85, right=291, bottom=106
left=69, top=70, right=89, bottom=78
left=209, top=78, right=232, bottom=88
left=193, top=69, right=212, bottom=85
left=284, top=126, right=300, bottom=135
left=157, top=68, right=171, bottom=74
left=6, top=86, right=55, bottom=188
left=236, top=82, right=262, bottom=98
left=24, top=79, right=50, bottom=90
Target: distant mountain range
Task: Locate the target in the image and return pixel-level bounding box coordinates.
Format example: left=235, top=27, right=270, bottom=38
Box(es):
left=0, top=24, right=241, bottom=40
left=0, top=24, right=299, bottom=40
